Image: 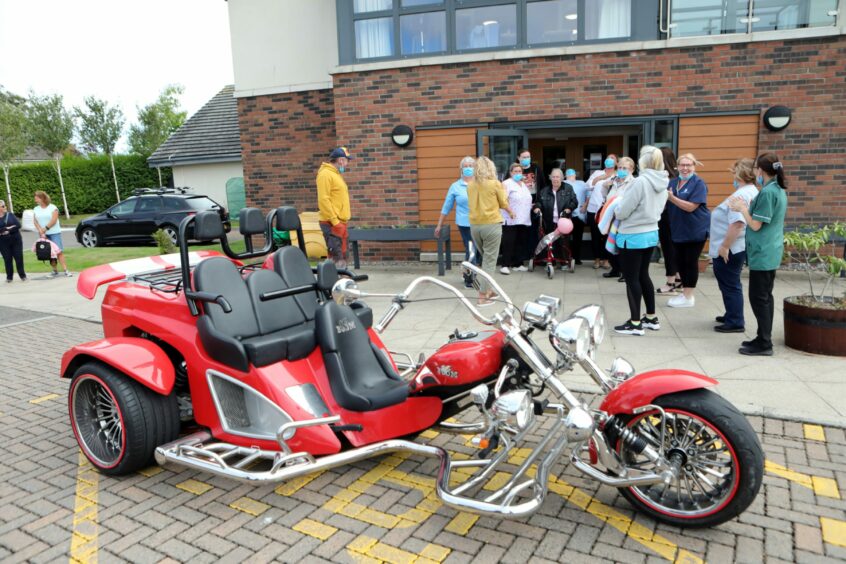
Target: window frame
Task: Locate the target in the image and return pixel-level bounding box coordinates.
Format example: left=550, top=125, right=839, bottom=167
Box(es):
left=339, top=0, right=640, bottom=64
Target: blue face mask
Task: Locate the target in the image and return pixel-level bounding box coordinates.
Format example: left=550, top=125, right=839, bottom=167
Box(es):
left=756, top=175, right=764, bottom=185
left=733, top=180, right=740, bottom=189
left=462, top=167, right=474, bottom=177
left=512, top=173, right=523, bottom=182
left=604, top=158, right=615, bottom=169
left=616, top=169, right=628, bottom=179
left=520, top=158, right=531, bottom=168
left=679, top=173, right=691, bottom=181
left=339, top=167, right=345, bottom=173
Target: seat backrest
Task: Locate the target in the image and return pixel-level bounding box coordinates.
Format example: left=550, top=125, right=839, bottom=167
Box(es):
left=245, top=269, right=307, bottom=334
left=273, top=246, right=319, bottom=320
left=194, top=211, right=226, bottom=240
left=193, top=257, right=259, bottom=339
left=239, top=207, right=266, bottom=236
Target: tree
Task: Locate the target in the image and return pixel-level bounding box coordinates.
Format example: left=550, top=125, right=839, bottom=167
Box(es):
left=76, top=96, right=125, bottom=203
left=128, top=84, right=186, bottom=156
left=0, top=99, right=28, bottom=213
left=27, top=93, right=75, bottom=219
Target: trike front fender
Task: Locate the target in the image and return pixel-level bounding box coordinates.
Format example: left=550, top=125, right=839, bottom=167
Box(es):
left=599, top=369, right=718, bottom=415
left=61, top=337, right=176, bottom=396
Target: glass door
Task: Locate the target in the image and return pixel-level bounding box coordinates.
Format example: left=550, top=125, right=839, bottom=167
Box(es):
left=476, top=129, right=529, bottom=180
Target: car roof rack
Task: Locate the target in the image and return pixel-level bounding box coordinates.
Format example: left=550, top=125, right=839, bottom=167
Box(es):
left=132, top=187, right=193, bottom=196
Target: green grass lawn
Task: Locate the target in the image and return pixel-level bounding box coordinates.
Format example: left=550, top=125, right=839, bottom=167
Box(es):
left=25, top=240, right=249, bottom=273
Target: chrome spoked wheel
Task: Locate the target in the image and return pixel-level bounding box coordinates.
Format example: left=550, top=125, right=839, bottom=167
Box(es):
left=80, top=228, right=99, bottom=248
left=72, top=375, right=125, bottom=468
left=623, top=409, right=739, bottom=519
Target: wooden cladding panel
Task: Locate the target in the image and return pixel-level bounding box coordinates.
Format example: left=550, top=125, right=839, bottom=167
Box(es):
left=417, top=128, right=477, bottom=252
left=677, top=114, right=760, bottom=210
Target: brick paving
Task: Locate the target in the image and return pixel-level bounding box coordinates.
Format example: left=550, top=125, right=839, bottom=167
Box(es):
left=1, top=312, right=845, bottom=563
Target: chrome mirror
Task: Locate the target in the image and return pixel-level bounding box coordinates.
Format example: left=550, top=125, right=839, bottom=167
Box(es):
left=609, top=357, right=635, bottom=382
left=331, top=278, right=360, bottom=305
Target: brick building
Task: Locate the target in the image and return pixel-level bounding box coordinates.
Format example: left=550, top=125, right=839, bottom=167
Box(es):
left=227, top=0, right=846, bottom=258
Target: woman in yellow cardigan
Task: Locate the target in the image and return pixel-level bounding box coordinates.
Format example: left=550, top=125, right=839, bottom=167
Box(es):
left=468, top=156, right=514, bottom=306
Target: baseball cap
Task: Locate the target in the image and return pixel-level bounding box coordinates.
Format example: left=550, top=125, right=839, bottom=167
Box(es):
left=565, top=169, right=576, bottom=177
left=329, top=147, right=353, bottom=159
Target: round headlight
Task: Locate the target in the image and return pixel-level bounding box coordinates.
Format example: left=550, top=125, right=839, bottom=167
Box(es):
left=550, top=317, right=591, bottom=360
left=490, top=390, right=534, bottom=431
left=571, top=305, right=606, bottom=346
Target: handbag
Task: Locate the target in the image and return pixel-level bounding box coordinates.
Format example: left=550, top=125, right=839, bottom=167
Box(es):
left=35, top=238, right=52, bottom=261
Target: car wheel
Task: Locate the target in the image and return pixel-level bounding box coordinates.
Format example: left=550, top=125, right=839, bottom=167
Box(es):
left=80, top=227, right=100, bottom=248
left=161, top=224, right=179, bottom=246
left=69, top=361, right=179, bottom=475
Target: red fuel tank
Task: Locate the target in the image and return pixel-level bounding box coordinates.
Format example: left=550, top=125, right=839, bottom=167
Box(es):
left=411, top=331, right=505, bottom=392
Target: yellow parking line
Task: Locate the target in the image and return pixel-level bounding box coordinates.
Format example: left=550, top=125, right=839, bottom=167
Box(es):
left=765, top=460, right=840, bottom=499
left=69, top=451, right=98, bottom=564
left=30, top=393, right=60, bottom=404
left=275, top=470, right=325, bottom=496
left=821, top=517, right=846, bottom=548
left=347, top=534, right=450, bottom=564
left=293, top=518, right=337, bottom=541
left=229, top=496, right=270, bottom=516
left=175, top=479, right=213, bottom=496
left=804, top=424, right=826, bottom=442
left=137, top=466, right=163, bottom=478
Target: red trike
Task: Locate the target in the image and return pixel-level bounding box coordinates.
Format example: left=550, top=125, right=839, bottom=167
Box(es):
left=62, top=206, right=763, bottom=526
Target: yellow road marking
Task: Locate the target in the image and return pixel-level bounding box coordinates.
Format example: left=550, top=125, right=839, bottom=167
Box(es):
left=136, top=466, right=163, bottom=478
left=821, top=517, right=846, bottom=548
left=69, top=450, right=98, bottom=564
left=275, top=470, right=325, bottom=496
left=30, top=393, right=60, bottom=404
left=347, top=534, right=450, bottom=564
left=765, top=460, right=840, bottom=499
left=229, top=496, right=270, bottom=516
left=175, top=479, right=213, bottom=496
left=293, top=518, right=337, bottom=540
left=444, top=512, right=478, bottom=535
left=804, top=424, right=826, bottom=442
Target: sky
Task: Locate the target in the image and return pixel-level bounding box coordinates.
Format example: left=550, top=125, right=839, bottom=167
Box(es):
left=0, top=0, right=234, bottom=151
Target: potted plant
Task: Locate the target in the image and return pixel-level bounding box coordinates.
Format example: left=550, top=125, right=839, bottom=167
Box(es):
left=782, top=223, right=846, bottom=356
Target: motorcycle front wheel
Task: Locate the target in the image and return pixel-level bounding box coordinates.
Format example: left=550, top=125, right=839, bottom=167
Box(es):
left=616, top=388, right=763, bottom=528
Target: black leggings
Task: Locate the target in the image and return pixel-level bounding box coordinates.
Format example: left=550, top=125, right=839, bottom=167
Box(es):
left=619, top=246, right=656, bottom=321
left=586, top=212, right=607, bottom=261
left=501, top=224, right=530, bottom=267
left=658, top=207, right=677, bottom=278
left=674, top=240, right=706, bottom=289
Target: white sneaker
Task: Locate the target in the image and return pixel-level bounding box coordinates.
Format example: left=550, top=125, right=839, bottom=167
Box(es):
left=667, top=295, right=695, bottom=308
left=514, top=265, right=528, bottom=272
left=500, top=266, right=511, bottom=275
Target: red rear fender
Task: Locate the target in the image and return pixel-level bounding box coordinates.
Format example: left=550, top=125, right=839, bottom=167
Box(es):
left=61, top=337, right=176, bottom=396
left=599, top=369, right=718, bottom=415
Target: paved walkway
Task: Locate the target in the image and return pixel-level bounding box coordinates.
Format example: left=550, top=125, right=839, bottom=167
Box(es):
left=1, top=258, right=843, bottom=426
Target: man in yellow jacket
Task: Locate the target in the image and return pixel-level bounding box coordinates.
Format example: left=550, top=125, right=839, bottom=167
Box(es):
left=317, top=147, right=352, bottom=268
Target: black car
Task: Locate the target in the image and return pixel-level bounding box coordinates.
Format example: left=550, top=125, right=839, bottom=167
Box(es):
left=75, top=188, right=231, bottom=248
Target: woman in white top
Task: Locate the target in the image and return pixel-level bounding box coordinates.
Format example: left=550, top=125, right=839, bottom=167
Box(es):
left=499, top=163, right=533, bottom=274
left=32, top=190, right=71, bottom=277
left=585, top=154, right=617, bottom=269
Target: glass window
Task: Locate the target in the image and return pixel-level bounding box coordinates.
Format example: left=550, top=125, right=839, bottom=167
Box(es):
left=110, top=199, right=137, bottom=217
left=163, top=198, right=186, bottom=211
left=354, top=0, right=392, bottom=14
left=355, top=17, right=395, bottom=59
left=136, top=197, right=161, bottom=213
left=653, top=120, right=676, bottom=150
left=527, top=0, right=578, bottom=44
left=750, top=0, right=838, bottom=32
left=401, top=0, right=443, bottom=6
left=584, top=0, right=631, bottom=40
left=401, top=11, right=446, bottom=55
left=455, top=4, right=518, bottom=50
left=670, top=0, right=746, bottom=37
left=185, top=197, right=222, bottom=211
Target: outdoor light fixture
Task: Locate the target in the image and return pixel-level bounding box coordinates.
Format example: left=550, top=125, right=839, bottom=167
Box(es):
left=391, top=125, right=414, bottom=148
left=763, top=106, right=792, bottom=132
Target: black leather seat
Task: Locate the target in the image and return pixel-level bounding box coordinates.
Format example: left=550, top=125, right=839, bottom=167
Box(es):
left=193, top=258, right=317, bottom=371
left=316, top=301, right=408, bottom=411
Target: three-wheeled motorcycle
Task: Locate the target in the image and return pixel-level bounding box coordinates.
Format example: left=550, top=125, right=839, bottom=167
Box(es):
left=62, top=206, right=763, bottom=527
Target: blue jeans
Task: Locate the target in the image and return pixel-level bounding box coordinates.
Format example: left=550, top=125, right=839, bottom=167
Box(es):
left=457, top=225, right=480, bottom=265
left=712, top=250, right=746, bottom=328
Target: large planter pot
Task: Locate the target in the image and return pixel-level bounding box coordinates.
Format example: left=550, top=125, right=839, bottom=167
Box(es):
left=783, top=297, right=846, bottom=356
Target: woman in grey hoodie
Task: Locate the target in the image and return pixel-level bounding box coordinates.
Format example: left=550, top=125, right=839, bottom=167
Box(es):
left=612, top=146, right=669, bottom=335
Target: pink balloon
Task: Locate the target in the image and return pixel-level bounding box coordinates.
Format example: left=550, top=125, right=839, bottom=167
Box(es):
left=556, top=218, right=574, bottom=235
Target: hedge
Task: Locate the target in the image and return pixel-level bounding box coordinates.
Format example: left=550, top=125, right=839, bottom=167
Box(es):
left=5, top=154, right=172, bottom=214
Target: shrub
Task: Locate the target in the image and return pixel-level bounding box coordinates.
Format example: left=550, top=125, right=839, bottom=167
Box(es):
left=7, top=154, right=172, bottom=214
left=152, top=228, right=176, bottom=254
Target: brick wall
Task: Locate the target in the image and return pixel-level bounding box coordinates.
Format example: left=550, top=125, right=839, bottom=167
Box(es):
left=237, top=89, right=336, bottom=212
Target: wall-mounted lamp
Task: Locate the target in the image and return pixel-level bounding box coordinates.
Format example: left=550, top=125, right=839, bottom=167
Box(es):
left=391, top=125, right=414, bottom=148
left=763, top=106, right=791, bottom=132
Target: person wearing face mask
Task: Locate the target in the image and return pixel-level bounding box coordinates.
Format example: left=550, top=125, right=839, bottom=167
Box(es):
left=709, top=158, right=759, bottom=334
left=565, top=169, right=589, bottom=265
left=656, top=148, right=682, bottom=294
left=436, top=157, right=480, bottom=278
left=499, top=163, right=534, bottom=274
left=601, top=157, right=636, bottom=281
left=534, top=168, right=578, bottom=271
left=666, top=153, right=710, bottom=308
left=586, top=155, right=617, bottom=269
left=515, top=148, right=546, bottom=264
left=317, top=146, right=353, bottom=269
left=728, top=153, right=788, bottom=356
